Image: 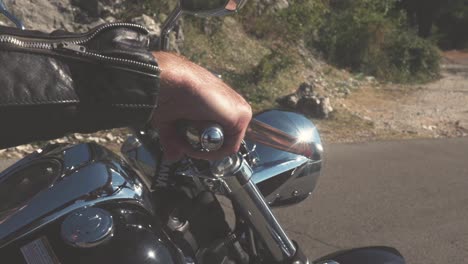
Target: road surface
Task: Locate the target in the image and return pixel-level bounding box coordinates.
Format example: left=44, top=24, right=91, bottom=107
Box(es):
left=1, top=138, right=467, bottom=263
left=275, top=137, right=468, bottom=264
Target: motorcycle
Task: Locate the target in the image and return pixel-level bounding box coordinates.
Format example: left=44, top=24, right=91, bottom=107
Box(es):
left=0, top=0, right=406, bottom=263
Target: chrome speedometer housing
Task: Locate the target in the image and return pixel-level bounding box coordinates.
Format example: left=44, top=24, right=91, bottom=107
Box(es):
left=246, top=110, right=323, bottom=207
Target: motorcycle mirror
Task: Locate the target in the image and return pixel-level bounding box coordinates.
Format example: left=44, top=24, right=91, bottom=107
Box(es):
left=0, top=0, right=24, bottom=29
left=180, top=0, right=247, bottom=17
left=159, top=0, right=247, bottom=50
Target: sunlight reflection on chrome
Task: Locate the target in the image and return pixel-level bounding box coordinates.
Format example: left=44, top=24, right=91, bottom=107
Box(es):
left=297, top=129, right=314, bottom=143
left=147, top=250, right=156, bottom=260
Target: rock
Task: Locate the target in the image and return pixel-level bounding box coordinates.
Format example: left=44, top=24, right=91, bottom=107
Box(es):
left=273, top=0, right=289, bottom=11
left=320, top=97, right=334, bottom=118
left=455, top=120, right=467, bottom=129
left=277, top=82, right=333, bottom=119
left=54, top=138, right=67, bottom=144
left=100, top=0, right=125, bottom=17
left=5, top=0, right=135, bottom=33
left=87, top=137, right=98, bottom=143
left=6, top=152, right=22, bottom=159
left=131, top=14, right=162, bottom=50
left=404, top=130, right=418, bottom=135
left=276, top=93, right=300, bottom=109
left=15, top=145, right=29, bottom=152
left=7, top=0, right=75, bottom=31
left=422, top=125, right=437, bottom=131
left=74, top=134, right=84, bottom=140
left=297, top=82, right=316, bottom=97
left=103, top=16, right=117, bottom=23
left=131, top=14, right=161, bottom=36
left=86, top=18, right=107, bottom=29
left=71, top=0, right=101, bottom=17
left=105, top=133, right=115, bottom=141
left=343, top=88, right=351, bottom=96
left=455, top=120, right=468, bottom=136
left=365, top=76, right=376, bottom=83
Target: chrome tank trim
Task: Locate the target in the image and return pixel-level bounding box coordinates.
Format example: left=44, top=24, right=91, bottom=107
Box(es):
left=0, top=143, right=154, bottom=249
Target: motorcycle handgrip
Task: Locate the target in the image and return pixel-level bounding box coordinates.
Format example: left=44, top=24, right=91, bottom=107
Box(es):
left=177, top=121, right=224, bottom=152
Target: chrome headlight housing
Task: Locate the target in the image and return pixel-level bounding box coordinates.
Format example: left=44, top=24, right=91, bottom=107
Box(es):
left=246, top=110, right=323, bottom=207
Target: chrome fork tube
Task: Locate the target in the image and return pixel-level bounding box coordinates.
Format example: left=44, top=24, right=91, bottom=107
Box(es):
left=211, top=154, right=296, bottom=262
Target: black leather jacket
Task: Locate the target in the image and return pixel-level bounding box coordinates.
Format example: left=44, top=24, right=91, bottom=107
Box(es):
left=0, top=23, right=160, bottom=149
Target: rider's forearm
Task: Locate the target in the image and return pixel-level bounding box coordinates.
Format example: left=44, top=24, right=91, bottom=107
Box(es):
left=0, top=105, right=154, bottom=149
left=0, top=24, right=160, bottom=149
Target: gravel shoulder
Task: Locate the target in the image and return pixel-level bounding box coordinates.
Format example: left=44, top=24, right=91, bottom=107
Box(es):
left=318, top=51, right=468, bottom=143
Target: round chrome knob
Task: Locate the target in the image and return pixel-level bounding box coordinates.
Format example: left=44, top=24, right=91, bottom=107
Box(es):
left=201, top=126, right=224, bottom=151
left=183, top=123, right=224, bottom=152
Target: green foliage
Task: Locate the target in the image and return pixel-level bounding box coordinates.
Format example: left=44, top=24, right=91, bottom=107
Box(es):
left=434, top=0, right=468, bottom=49
left=253, top=50, right=295, bottom=84
left=385, top=31, right=440, bottom=82
left=240, top=0, right=328, bottom=41
left=221, top=49, right=300, bottom=111
left=237, top=0, right=440, bottom=82
left=104, top=0, right=176, bottom=21
left=316, top=0, right=440, bottom=82
left=274, top=0, right=328, bottom=39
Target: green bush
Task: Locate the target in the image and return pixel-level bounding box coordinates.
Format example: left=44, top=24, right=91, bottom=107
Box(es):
left=253, top=50, right=295, bottom=84
left=434, top=0, right=468, bottom=49
left=316, top=0, right=440, bottom=82
left=240, top=0, right=328, bottom=41
left=385, top=31, right=440, bottom=82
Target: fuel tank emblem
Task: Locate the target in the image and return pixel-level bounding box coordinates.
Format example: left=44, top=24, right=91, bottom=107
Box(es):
left=61, top=207, right=114, bottom=248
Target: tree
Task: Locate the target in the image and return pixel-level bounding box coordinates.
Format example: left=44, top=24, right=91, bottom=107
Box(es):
left=435, top=0, right=468, bottom=49
left=397, top=0, right=441, bottom=38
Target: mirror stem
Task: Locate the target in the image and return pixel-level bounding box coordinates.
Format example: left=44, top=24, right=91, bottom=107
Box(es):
left=159, top=5, right=182, bottom=51
left=0, top=1, right=25, bottom=30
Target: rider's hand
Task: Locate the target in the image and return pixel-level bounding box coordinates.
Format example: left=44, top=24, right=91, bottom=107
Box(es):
left=151, top=52, right=252, bottom=161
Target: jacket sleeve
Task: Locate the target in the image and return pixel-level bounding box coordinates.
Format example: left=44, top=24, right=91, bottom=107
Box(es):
left=0, top=23, right=160, bottom=149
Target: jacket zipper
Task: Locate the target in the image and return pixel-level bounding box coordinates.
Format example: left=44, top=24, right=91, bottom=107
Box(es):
left=0, top=23, right=160, bottom=73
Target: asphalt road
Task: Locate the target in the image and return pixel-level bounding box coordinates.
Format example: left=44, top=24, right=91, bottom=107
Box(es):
left=275, top=137, right=468, bottom=264
left=1, top=138, right=467, bottom=263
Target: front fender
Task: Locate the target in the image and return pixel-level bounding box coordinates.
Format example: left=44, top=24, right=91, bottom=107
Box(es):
left=314, top=246, right=405, bottom=264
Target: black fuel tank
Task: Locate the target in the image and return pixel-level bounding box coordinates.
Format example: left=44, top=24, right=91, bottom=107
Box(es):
left=0, top=143, right=182, bottom=263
